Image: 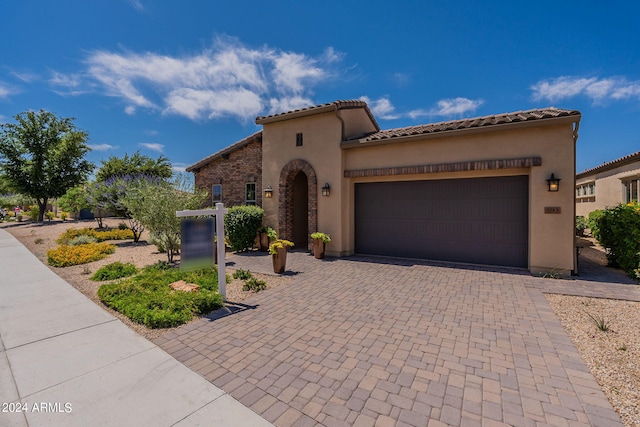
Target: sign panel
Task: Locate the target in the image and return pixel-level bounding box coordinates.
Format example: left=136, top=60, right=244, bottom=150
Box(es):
left=544, top=206, right=562, bottom=214
left=181, top=217, right=215, bottom=271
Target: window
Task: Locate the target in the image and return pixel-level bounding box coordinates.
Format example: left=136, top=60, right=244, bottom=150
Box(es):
left=245, top=183, right=256, bottom=205
left=212, top=184, right=222, bottom=203
left=296, top=133, right=303, bottom=146
left=623, top=178, right=639, bottom=203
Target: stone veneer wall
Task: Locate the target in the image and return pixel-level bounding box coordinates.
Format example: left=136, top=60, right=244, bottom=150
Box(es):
left=193, top=140, right=262, bottom=208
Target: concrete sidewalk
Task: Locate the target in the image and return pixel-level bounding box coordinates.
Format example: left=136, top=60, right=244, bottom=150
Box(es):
left=0, top=229, right=273, bottom=427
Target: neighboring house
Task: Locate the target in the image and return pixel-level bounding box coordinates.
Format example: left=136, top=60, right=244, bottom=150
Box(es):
left=576, top=151, right=640, bottom=218
left=188, top=100, right=581, bottom=276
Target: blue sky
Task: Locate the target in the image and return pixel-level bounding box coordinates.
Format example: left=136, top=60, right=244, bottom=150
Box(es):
left=1, top=1, right=639, bottom=175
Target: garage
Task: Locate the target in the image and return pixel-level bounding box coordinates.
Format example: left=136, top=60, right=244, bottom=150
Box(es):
left=354, top=175, right=529, bottom=267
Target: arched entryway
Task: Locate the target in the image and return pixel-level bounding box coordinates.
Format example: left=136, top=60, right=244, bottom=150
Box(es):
left=292, top=172, right=308, bottom=247
left=278, top=159, right=317, bottom=250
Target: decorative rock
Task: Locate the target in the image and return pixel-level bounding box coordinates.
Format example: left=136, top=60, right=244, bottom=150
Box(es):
left=169, top=280, right=200, bottom=292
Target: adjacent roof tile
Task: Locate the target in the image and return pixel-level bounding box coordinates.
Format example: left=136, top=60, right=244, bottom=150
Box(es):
left=256, top=100, right=379, bottom=130
left=577, top=151, right=640, bottom=178
left=349, top=107, right=581, bottom=144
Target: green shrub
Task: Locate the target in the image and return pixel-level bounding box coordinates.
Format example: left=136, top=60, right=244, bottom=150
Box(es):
left=27, top=205, right=39, bottom=221
left=91, top=262, right=138, bottom=281
left=232, top=269, right=253, bottom=280
left=60, top=212, right=68, bottom=221
left=591, top=203, right=640, bottom=277
left=97, top=267, right=223, bottom=328
left=118, top=222, right=129, bottom=230
left=224, top=205, right=264, bottom=252
left=311, top=232, right=331, bottom=243
left=47, top=242, right=115, bottom=267
left=588, top=209, right=604, bottom=236
left=144, top=260, right=172, bottom=272
left=68, top=235, right=99, bottom=246
left=575, top=216, right=588, bottom=235
left=242, top=277, right=266, bottom=292
left=45, top=211, right=55, bottom=221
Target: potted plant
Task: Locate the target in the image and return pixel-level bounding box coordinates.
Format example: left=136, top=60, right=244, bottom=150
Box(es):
left=269, top=239, right=294, bottom=273
left=258, top=226, right=278, bottom=252
left=311, top=232, right=331, bottom=259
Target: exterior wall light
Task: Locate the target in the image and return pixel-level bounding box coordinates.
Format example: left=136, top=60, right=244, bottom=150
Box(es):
left=322, top=183, right=331, bottom=197
left=547, top=174, right=561, bottom=192
left=264, top=186, right=273, bottom=198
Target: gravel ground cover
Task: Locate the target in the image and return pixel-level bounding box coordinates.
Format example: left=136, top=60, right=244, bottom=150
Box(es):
left=0, top=218, right=292, bottom=340
left=2, top=218, right=639, bottom=426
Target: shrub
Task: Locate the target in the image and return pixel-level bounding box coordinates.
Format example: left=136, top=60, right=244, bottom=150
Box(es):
left=591, top=203, right=640, bottom=277
left=118, top=222, right=129, bottom=230
left=67, top=235, right=99, bottom=246
left=588, top=209, right=604, bottom=236
left=224, top=205, right=264, bottom=252
left=575, top=216, right=588, bottom=236
left=45, top=211, right=55, bottom=221
left=47, top=242, right=115, bottom=267
left=268, top=239, right=294, bottom=255
left=27, top=205, right=39, bottom=221
left=91, top=262, right=138, bottom=281
left=60, top=212, right=68, bottom=221
left=97, top=267, right=223, bottom=328
left=57, top=227, right=134, bottom=244
left=232, top=269, right=253, bottom=280
left=311, top=232, right=331, bottom=243
left=242, top=277, right=266, bottom=292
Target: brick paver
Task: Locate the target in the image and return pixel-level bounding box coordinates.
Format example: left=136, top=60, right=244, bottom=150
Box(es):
left=154, top=250, right=640, bottom=426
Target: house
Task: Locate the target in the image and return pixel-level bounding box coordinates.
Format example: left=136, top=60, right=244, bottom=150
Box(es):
left=576, top=151, right=640, bottom=218
left=188, top=100, right=581, bottom=276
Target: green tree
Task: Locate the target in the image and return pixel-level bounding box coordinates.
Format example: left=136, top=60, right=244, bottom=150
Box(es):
left=0, top=110, right=93, bottom=221
left=122, top=174, right=208, bottom=262
left=96, top=151, right=172, bottom=182
left=57, top=185, right=91, bottom=218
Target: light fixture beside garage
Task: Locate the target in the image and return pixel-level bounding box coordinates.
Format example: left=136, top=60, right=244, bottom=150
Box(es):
left=547, top=174, right=561, bottom=192
left=322, top=183, right=331, bottom=197
left=264, top=186, right=273, bottom=198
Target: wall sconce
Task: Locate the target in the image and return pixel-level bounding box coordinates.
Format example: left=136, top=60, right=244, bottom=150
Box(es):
left=546, top=174, right=561, bottom=192
left=322, top=183, right=331, bottom=197
left=264, top=186, right=273, bottom=198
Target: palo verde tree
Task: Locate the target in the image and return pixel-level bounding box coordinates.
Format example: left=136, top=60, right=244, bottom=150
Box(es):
left=96, top=151, right=172, bottom=182
left=0, top=110, right=93, bottom=221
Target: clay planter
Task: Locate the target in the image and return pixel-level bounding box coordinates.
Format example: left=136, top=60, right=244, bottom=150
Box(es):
left=259, top=232, right=270, bottom=251
left=272, top=247, right=288, bottom=273
left=313, top=238, right=326, bottom=259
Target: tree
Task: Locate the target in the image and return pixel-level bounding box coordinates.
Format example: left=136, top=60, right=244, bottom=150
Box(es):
left=122, top=174, right=208, bottom=263
left=0, top=110, right=93, bottom=221
left=96, top=151, right=172, bottom=182
left=57, top=185, right=91, bottom=218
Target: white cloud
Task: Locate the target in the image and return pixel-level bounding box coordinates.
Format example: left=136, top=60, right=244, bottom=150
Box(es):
left=267, top=96, right=314, bottom=115
left=408, top=97, right=483, bottom=119
left=139, top=142, right=164, bottom=152
left=89, top=144, right=117, bottom=151
left=0, top=83, right=10, bottom=99
left=128, top=0, right=144, bottom=11
left=360, top=96, right=399, bottom=119
left=52, top=38, right=342, bottom=122
left=171, top=163, right=188, bottom=173
left=10, top=71, right=39, bottom=83
left=531, top=75, right=640, bottom=103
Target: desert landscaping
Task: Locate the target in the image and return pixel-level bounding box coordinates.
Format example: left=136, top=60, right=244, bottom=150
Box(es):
left=1, top=218, right=639, bottom=426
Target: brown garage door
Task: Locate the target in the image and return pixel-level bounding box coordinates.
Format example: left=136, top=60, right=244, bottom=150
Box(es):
left=354, top=176, right=528, bottom=267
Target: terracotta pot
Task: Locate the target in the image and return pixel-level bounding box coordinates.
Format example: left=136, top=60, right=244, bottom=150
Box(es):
left=272, top=247, right=288, bottom=273
left=313, top=238, right=325, bottom=259
left=259, top=232, right=269, bottom=251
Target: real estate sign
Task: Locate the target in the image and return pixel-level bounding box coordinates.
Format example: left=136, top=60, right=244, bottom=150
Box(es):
left=180, top=217, right=215, bottom=271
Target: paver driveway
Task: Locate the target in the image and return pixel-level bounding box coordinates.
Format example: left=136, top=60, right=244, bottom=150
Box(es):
left=154, top=252, right=640, bottom=427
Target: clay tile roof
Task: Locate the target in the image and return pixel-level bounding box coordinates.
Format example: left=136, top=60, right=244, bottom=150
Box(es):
left=576, top=151, right=640, bottom=179
left=351, top=107, right=581, bottom=143
left=186, top=131, right=262, bottom=172
left=256, top=100, right=379, bottom=130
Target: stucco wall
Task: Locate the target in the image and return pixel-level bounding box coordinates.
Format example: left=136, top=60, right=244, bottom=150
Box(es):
left=576, top=161, right=640, bottom=217
left=193, top=140, right=262, bottom=208
left=340, top=122, right=577, bottom=275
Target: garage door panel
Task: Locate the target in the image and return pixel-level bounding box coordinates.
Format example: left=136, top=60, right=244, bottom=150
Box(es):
left=355, top=176, right=528, bottom=267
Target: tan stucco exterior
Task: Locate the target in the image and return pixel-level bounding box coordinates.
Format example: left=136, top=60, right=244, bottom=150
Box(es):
left=256, top=104, right=579, bottom=276
left=191, top=101, right=580, bottom=276
left=576, top=152, right=640, bottom=217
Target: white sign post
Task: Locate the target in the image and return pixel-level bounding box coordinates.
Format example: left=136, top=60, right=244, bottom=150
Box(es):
left=176, top=203, right=228, bottom=301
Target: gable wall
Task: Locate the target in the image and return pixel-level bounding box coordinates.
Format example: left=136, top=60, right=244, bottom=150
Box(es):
left=193, top=139, right=262, bottom=207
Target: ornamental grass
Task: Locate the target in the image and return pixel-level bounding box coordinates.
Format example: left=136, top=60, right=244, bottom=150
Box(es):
left=47, top=242, right=115, bottom=267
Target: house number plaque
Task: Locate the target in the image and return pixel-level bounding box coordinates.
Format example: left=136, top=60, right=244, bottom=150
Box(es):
left=544, top=206, right=561, bottom=214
